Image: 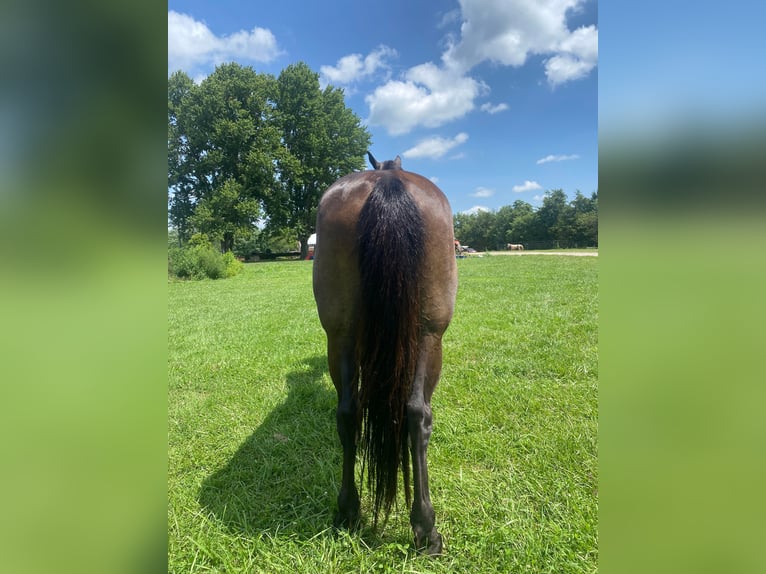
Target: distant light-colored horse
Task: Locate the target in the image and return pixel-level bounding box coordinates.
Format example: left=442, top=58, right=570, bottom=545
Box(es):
left=312, top=152, right=458, bottom=555
left=507, top=243, right=524, bottom=251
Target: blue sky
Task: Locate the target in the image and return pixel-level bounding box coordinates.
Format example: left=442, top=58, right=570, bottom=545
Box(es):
left=168, top=0, right=598, bottom=214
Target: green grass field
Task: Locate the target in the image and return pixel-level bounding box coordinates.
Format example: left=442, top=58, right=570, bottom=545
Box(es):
left=169, top=255, right=598, bottom=573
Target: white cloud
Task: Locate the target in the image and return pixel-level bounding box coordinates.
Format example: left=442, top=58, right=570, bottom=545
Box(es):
left=402, top=132, right=469, bottom=159
left=463, top=205, right=491, bottom=215
left=471, top=187, right=495, bottom=198
left=443, top=0, right=597, bottom=84
left=366, top=64, right=486, bottom=135
left=429, top=176, right=440, bottom=184
left=536, top=153, right=580, bottom=164
left=545, top=25, right=598, bottom=86
left=438, top=9, right=462, bottom=29
left=320, top=45, right=397, bottom=85
left=545, top=54, right=592, bottom=85
left=168, top=11, right=282, bottom=75
left=364, top=0, right=596, bottom=134
left=480, top=102, right=509, bottom=114
left=512, top=180, right=542, bottom=192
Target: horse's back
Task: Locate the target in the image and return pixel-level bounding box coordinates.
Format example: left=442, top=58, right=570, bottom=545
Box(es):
left=312, top=169, right=457, bottom=337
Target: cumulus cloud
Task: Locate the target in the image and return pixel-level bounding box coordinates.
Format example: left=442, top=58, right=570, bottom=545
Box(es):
left=402, top=132, right=469, bottom=160
left=168, top=11, right=282, bottom=75
left=512, top=180, right=542, bottom=192
left=443, top=0, right=597, bottom=83
left=544, top=25, right=598, bottom=86
left=429, top=176, right=440, bottom=184
left=471, top=187, right=495, bottom=198
left=320, top=45, right=397, bottom=86
left=364, top=0, right=596, bottom=134
left=463, top=205, right=491, bottom=215
left=537, top=153, right=580, bottom=164
left=438, top=9, right=462, bottom=29
left=480, top=102, right=509, bottom=114
left=366, top=64, right=486, bottom=135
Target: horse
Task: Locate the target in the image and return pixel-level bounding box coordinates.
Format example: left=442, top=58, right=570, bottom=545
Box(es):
left=312, top=152, right=458, bottom=555
left=507, top=243, right=524, bottom=251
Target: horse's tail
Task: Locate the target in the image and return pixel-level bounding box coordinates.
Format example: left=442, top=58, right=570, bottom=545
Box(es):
left=356, top=173, right=424, bottom=524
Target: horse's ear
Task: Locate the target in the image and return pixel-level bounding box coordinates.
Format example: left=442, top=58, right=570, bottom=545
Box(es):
left=393, top=155, right=402, bottom=169
left=367, top=152, right=380, bottom=170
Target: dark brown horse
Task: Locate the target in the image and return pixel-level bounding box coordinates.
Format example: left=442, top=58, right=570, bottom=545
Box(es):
left=312, top=152, right=457, bottom=554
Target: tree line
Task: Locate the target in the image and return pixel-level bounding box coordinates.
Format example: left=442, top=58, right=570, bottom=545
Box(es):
left=169, top=61, right=597, bottom=258
left=169, top=62, right=371, bottom=259
left=454, top=189, right=598, bottom=251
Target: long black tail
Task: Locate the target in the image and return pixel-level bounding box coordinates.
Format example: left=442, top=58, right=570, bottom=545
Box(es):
left=357, top=173, right=424, bottom=523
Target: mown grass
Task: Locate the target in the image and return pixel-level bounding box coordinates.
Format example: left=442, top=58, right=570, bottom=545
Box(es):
left=168, top=255, right=597, bottom=573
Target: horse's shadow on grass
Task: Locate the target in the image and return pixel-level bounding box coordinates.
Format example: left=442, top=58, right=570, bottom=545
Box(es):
left=199, top=355, right=342, bottom=538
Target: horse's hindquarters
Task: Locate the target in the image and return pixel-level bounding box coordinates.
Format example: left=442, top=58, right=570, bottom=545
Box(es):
left=312, top=166, right=457, bottom=554
left=312, top=178, right=370, bottom=337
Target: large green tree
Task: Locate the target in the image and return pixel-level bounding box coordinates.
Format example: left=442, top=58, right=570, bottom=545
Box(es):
left=181, top=64, right=279, bottom=252
left=168, top=71, right=196, bottom=244
left=168, top=62, right=369, bottom=256
left=268, top=62, right=370, bottom=258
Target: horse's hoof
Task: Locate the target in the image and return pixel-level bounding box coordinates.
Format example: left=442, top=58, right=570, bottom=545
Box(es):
left=415, top=530, right=443, bottom=555
left=333, top=509, right=360, bottom=531
left=333, top=491, right=361, bottom=531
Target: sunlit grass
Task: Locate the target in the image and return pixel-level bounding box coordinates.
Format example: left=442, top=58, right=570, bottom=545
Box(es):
left=169, top=256, right=597, bottom=573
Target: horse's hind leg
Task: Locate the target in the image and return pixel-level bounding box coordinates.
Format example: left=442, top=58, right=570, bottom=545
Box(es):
left=328, top=335, right=361, bottom=529
left=407, top=334, right=445, bottom=555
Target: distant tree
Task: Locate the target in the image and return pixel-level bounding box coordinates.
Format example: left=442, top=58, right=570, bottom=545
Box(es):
left=534, top=189, right=568, bottom=247
left=509, top=211, right=537, bottom=247
left=168, top=227, right=180, bottom=249
left=267, top=63, right=371, bottom=258
left=475, top=210, right=498, bottom=251
left=168, top=64, right=279, bottom=252
left=453, top=209, right=496, bottom=251
left=571, top=190, right=596, bottom=214
left=550, top=190, right=599, bottom=248
left=492, top=205, right=515, bottom=249
left=168, top=71, right=196, bottom=243
left=552, top=199, right=578, bottom=248
left=494, top=200, right=535, bottom=247
left=188, top=178, right=261, bottom=250
left=452, top=194, right=597, bottom=251
left=452, top=211, right=473, bottom=246
left=571, top=190, right=598, bottom=247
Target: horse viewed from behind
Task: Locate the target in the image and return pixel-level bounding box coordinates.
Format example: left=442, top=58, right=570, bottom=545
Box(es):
left=312, top=152, right=458, bottom=554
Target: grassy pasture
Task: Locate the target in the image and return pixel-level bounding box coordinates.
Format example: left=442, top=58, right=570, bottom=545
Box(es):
left=168, top=255, right=598, bottom=573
